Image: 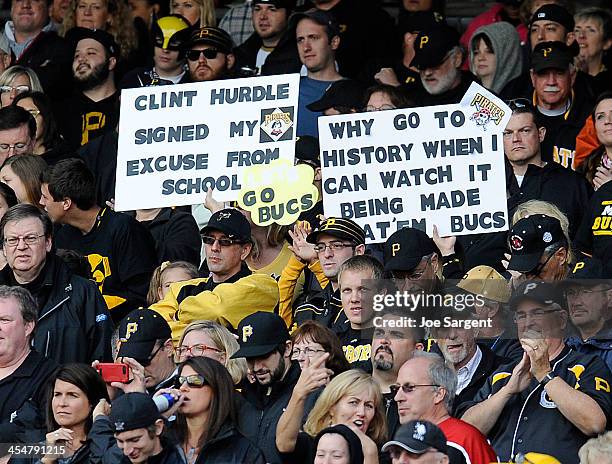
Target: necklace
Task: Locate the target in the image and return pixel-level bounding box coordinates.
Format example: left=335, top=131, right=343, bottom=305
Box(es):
left=184, top=443, right=199, bottom=464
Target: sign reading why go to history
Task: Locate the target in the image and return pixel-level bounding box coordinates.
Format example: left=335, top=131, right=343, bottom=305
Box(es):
left=114, top=74, right=300, bottom=211
left=318, top=82, right=512, bottom=243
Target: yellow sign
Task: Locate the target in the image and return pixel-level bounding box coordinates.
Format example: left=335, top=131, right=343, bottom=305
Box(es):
left=238, top=158, right=319, bottom=226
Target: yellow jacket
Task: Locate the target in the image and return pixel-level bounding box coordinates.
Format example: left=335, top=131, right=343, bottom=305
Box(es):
left=151, top=272, right=280, bottom=344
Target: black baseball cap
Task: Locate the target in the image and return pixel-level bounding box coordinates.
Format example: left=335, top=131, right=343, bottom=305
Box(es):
left=66, top=27, right=120, bottom=58
left=306, top=217, right=366, bottom=245
left=507, top=215, right=564, bottom=273
left=530, top=4, right=574, bottom=31
left=117, top=309, right=172, bottom=362
left=306, top=80, right=366, bottom=112
left=411, top=23, right=460, bottom=70
left=563, top=257, right=612, bottom=287
left=383, top=228, right=437, bottom=272
left=382, top=420, right=448, bottom=455
left=231, top=311, right=289, bottom=359
left=531, top=41, right=576, bottom=72
left=200, top=208, right=252, bottom=242
left=509, top=280, right=565, bottom=311
left=291, top=9, right=340, bottom=37
left=295, top=136, right=320, bottom=167
left=186, top=26, right=233, bottom=54
left=397, top=10, right=445, bottom=36
left=109, top=393, right=161, bottom=432
left=252, top=0, right=295, bottom=9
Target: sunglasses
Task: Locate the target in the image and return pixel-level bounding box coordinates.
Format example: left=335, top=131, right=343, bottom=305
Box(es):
left=176, top=374, right=208, bottom=388
left=201, top=235, right=244, bottom=247
left=186, top=48, right=220, bottom=61
left=389, top=383, right=439, bottom=395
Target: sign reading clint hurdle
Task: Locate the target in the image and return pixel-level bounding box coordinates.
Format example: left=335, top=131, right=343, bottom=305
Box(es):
left=114, top=74, right=300, bottom=211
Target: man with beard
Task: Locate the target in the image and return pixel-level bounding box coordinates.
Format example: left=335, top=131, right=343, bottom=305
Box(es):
left=56, top=28, right=120, bottom=151
left=185, top=26, right=235, bottom=82
left=233, top=311, right=300, bottom=464
left=410, top=22, right=474, bottom=106
left=371, top=308, right=425, bottom=437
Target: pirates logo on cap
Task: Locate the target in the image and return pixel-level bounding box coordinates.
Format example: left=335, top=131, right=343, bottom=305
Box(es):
left=392, top=243, right=401, bottom=257
left=218, top=211, right=232, bottom=220
left=123, top=322, right=138, bottom=341
left=413, top=422, right=426, bottom=441
left=419, top=35, right=429, bottom=49
left=510, top=235, right=523, bottom=251
left=242, top=325, right=253, bottom=342
left=542, top=47, right=552, bottom=57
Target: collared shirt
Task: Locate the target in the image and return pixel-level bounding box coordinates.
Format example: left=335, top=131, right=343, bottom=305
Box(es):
left=456, top=345, right=482, bottom=394
left=4, top=20, right=54, bottom=59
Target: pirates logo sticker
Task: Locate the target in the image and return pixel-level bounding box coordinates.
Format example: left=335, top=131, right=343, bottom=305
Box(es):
left=260, top=107, right=294, bottom=142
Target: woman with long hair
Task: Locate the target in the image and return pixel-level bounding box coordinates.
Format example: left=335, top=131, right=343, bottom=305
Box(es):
left=579, top=93, right=612, bottom=190
left=61, top=0, right=139, bottom=66
left=175, top=320, right=248, bottom=385
left=40, top=364, right=109, bottom=464
left=277, top=369, right=385, bottom=464
left=13, top=92, right=66, bottom=163
left=0, top=155, right=47, bottom=207
left=574, top=8, right=611, bottom=77
left=160, top=357, right=265, bottom=463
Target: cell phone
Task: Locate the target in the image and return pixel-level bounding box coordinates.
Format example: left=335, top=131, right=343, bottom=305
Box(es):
left=96, top=363, right=129, bottom=383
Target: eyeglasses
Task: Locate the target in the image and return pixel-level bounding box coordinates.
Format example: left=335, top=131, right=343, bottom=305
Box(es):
left=565, top=288, right=609, bottom=299
left=201, top=235, right=244, bottom=247
left=513, top=308, right=560, bottom=323
left=389, top=383, right=440, bottom=395
left=176, top=374, right=208, bottom=388
left=364, top=104, right=396, bottom=112
left=175, top=344, right=224, bottom=359
left=506, top=98, right=534, bottom=111
left=313, top=241, right=355, bottom=253
left=0, top=85, right=30, bottom=95
left=391, top=257, right=432, bottom=281
left=291, top=347, right=326, bottom=358
left=0, top=142, right=29, bottom=154
left=4, top=234, right=45, bottom=247
left=186, top=48, right=220, bottom=61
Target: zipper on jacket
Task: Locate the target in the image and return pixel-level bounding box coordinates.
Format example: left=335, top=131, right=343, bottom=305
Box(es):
left=38, top=296, right=71, bottom=323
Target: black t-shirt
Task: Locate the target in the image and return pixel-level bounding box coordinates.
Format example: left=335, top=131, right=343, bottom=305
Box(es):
left=336, top=326, right=373, bottom=370
left=56, top=91, right=120, bottom=151
left=55, top=208, right=158, bottom=322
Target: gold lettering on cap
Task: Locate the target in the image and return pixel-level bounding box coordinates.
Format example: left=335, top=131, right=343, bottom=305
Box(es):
left=242, top=325, right=253, bottom=342
left=125, top=322, right=138, bottom=339
left=573, top=262, right=585, bottom=273
left=392, top=243, right=400, bottom=257
left=419, top=36, right=429, bottom=49
left=543, top=47, right=552, bottom=57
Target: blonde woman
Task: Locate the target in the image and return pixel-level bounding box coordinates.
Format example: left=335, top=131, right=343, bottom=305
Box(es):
left=0, top=66, right=43, bottom=107
left=277, top=368, right=385, bottom=464
left=175, top=320, right=248, bottom=385
left=170, top=0, right=215, bottom=26
left=61, top=0, right=138, bottom=62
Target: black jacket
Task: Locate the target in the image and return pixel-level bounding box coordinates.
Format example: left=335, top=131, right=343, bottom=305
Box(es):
left=136, top=208, right=201, bottom=266
left=12, top=29, right=72, bottom=99
left=239, top=362, right=301, bottom=464
left=191, top=424, right=265, bottom=464
left=0, top=253, right=113, bottom=364
left=234, top=31, right=301, bottom=76
left=0, top=351, right=57, bottom=444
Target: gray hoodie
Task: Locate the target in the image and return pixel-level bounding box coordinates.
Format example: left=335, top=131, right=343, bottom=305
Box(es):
left=469, top=21, right=523, bottom=94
